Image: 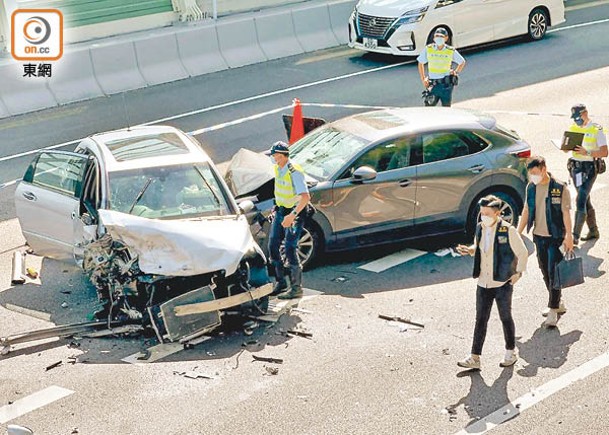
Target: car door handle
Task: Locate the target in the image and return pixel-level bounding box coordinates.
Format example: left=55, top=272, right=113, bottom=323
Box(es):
left=468, top=165, right=485, bottom=174
left=398, top=179, right=412, bottom=187
left=71, top=211, right=77, bottom=220
left=22, top=191, right=37, bottom=201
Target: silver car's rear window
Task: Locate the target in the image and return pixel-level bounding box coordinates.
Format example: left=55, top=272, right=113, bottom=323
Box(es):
left=289, top=127, right=369, bottom=180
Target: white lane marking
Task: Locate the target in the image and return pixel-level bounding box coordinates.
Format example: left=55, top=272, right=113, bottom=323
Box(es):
left=121, top=342, right=184, bottom=364
left=565, top=0, right=609, bottom=12
left=358, top=249, right=427, bottom=273
left=548, top=17, right=609, bottom=33
left=190, top=105, right=292, bottom=136
left=0, top=386, right=74, bottom=424
left=4, top=304, right=51, bottom=322
left=454, top=350, right=609, bottom=434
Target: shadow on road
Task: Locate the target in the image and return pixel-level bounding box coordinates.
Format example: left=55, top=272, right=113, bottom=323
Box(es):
left=448, top=366, right=515, bottom=430
left=516, top=326, right=583, bottom=377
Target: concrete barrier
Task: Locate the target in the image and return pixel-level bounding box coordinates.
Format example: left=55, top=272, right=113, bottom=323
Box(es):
left=292, top=3, right=340, bottom=52
left=216, top=16, right=267, bottom=68
left=0, top=62, right=58, bottom=116
left=255, top=9, right=304, bottom=60
left=328, top=0, right=356, bottom=45
left=91, top=40, right=147, bottom=95
left=134, top=32, right=189, bottom=86
left=176, top=24, right=229, bottom=77
left=0, top=97, right=10, bottom=119
left=48, top=49, right=105, bottom=105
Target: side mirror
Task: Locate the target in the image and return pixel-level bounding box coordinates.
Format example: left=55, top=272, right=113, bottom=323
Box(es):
left=351, top=166, right=377, bottom=183
left=238, top=200, right=255, bottom=214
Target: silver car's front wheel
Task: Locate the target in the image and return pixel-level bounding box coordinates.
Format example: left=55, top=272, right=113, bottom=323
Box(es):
left=280, top=225, right=320, bottom=270
left=528, top=9, right=548, bottom=41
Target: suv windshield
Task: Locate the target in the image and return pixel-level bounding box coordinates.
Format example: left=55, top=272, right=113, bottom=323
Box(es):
left=108, top=162, right=234, bottom=219
left=289, top=127, right=369, bottom=180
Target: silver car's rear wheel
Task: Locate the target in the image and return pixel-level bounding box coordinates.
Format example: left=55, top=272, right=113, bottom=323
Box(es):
left=528, top=9, right=548, bottom=41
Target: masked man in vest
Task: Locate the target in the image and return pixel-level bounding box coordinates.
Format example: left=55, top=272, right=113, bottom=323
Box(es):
left=455, top=195, right=528, bottom=370
left=268, top=141, right=311, bottom=299
left=417, top=27, right=466, bottom=107
left=564, top=104, right=608, bottom=244
left=518, top=156, right=573, bottom=327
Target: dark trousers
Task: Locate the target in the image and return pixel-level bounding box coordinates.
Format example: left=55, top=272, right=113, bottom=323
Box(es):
left=472, top=283, right=515, bottom=355
left=430, top=82, right=454, bottom=107
left=533, top=235, right=564, bottom=308
left=569, top=162, right=597, bottom=213
left=268, top=206, right=304, bottom=267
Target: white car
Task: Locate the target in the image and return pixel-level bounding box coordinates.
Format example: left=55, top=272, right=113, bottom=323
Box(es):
left=348, top=0, right=565, bottom=56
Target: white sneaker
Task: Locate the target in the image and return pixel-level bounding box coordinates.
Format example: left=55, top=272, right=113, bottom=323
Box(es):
left=543, top=309, right=559, bottom=327
left=500, top=350, right=518, bottom=367
left=542, top=300, right=567, bottom=317
left=457, top=355, right=481, bottom=370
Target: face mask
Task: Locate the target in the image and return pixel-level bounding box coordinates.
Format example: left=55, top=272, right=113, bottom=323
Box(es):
left=480, top=215, right=496, bottom=227
left=529, top=174, right=542, bottom=185
left=434, top=37, right=445, bottom=46
left=574, top=117, right=584, bottom=126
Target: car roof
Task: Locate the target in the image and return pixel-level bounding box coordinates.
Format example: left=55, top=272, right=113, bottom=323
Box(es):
left=330, top=107, right=496, bottom=142
left=86, top=125, right=211, bottom=171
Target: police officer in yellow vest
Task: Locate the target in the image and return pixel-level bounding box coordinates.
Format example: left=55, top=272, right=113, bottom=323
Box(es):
left=417, top=27, right=466, bottom=107
left=565, top=104, right=608, bottom=244
left=268, top=141, right=311, bottom=299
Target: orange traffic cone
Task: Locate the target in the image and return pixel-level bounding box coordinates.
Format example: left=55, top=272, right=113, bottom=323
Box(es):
left=289, top=98, right=305, bottom=144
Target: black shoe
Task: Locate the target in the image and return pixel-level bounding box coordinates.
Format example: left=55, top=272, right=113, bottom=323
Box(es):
left=271, top=280, right=288, bottom=296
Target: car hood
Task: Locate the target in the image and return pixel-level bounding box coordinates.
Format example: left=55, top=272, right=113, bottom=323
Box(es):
left=224, top=148, right=318, bottom=199
left=98, top=209, right=252, bottom=277
left=356, top=0, right=435, bottom=17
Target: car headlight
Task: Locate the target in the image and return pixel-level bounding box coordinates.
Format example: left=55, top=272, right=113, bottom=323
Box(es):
left=395, top=6, right=428, bottom=25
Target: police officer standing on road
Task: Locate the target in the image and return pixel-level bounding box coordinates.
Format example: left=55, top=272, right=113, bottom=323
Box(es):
left=268, top=141, right=311, bottom=300
left=417, top=27, right=466, bottom=107
left=517, top=156, right=573, bottom=328
left=455, top=195, right=528, bottom=370
left=565, top=104, right=608, bottom=244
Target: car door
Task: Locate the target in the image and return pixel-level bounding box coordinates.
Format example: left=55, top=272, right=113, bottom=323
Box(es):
left=330, top=136, right=418, bottom=245
left=15, top=151, right=88, bottom=261
left=413, top=130, right=492, bottom=229
left=488, top=0, right=527, bottom=39
left=450, top=0, right=495, bottom=47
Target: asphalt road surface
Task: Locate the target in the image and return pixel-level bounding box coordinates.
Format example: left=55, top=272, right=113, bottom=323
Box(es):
left=1, top=2, right=609, bottom=434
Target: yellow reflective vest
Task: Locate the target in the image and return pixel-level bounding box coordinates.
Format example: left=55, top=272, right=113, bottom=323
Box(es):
left=569, top=122, right=604, bottom=161
left=426, top=44, right=454, bottom=76
left=274, top=162, right=304, bottom=208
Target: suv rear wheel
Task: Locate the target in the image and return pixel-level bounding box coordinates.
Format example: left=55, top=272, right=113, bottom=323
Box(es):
left=528, top=8, right=549, bottom=41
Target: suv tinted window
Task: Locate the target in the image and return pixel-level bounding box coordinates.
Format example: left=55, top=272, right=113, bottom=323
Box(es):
left=475, top=129, right=515, bottom=149
left=346, top=137, right=416, bottom=177
left=421, top=132, right=471, bottom=164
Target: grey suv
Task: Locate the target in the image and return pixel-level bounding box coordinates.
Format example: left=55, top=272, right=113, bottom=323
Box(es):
left=233, top=107, right=531, bottom=268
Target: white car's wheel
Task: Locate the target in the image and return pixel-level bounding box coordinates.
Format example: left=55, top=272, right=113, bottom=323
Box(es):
left=528, top=8, right=548, bottom=41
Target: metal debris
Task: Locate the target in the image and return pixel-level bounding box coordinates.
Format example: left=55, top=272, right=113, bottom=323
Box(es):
left=379, top=314, right=425, bottom=329
left=136, top=349, right=151, bottom=361
left=291, top=308, right=313, bottom=315
left=173, top=370, right=214, bottom=380
left=252, top=355, right=284, bottom=364
left=287, top=330, right=313, bottom=339
left=45, top=361, right=62, bottom=371
left=61, top=302, right=69, bottom=309
left=264, top=366, right=279, bottom=376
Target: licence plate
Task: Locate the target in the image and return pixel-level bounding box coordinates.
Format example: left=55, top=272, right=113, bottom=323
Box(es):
left=363, top=38, right=378, bottom=49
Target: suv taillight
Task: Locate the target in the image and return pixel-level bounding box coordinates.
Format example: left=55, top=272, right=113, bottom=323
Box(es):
left=511, top=149, right=531, bottom=159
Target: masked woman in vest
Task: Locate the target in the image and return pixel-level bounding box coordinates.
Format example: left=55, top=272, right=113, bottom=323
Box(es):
left=417, top=27, right=466, bottom=107
left=267, top=141, right=311, bottom=299
left=456, top=195, right=528, bottom=370
left=518, top=156, right=573, bottom=328
left=564, top=104, right=608, bottom=244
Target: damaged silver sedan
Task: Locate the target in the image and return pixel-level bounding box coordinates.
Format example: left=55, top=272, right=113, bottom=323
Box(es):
left=14, top=126, right=272, bottom=343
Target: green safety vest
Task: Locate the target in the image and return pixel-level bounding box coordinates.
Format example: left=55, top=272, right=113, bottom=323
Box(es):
left=426, top=44, right=454, bottom=76
left=569, top=122, right=604, bottom=161
left=274, top=162, right=304, bottom=208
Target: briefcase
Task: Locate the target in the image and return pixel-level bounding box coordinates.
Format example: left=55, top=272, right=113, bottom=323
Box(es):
left=555, top=254, right=584, bottom=289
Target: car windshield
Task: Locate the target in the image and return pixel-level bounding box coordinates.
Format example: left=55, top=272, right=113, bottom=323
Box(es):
left=289, top=127, right=370, bottom=180
left=108, top=162, right=234, bottom=219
